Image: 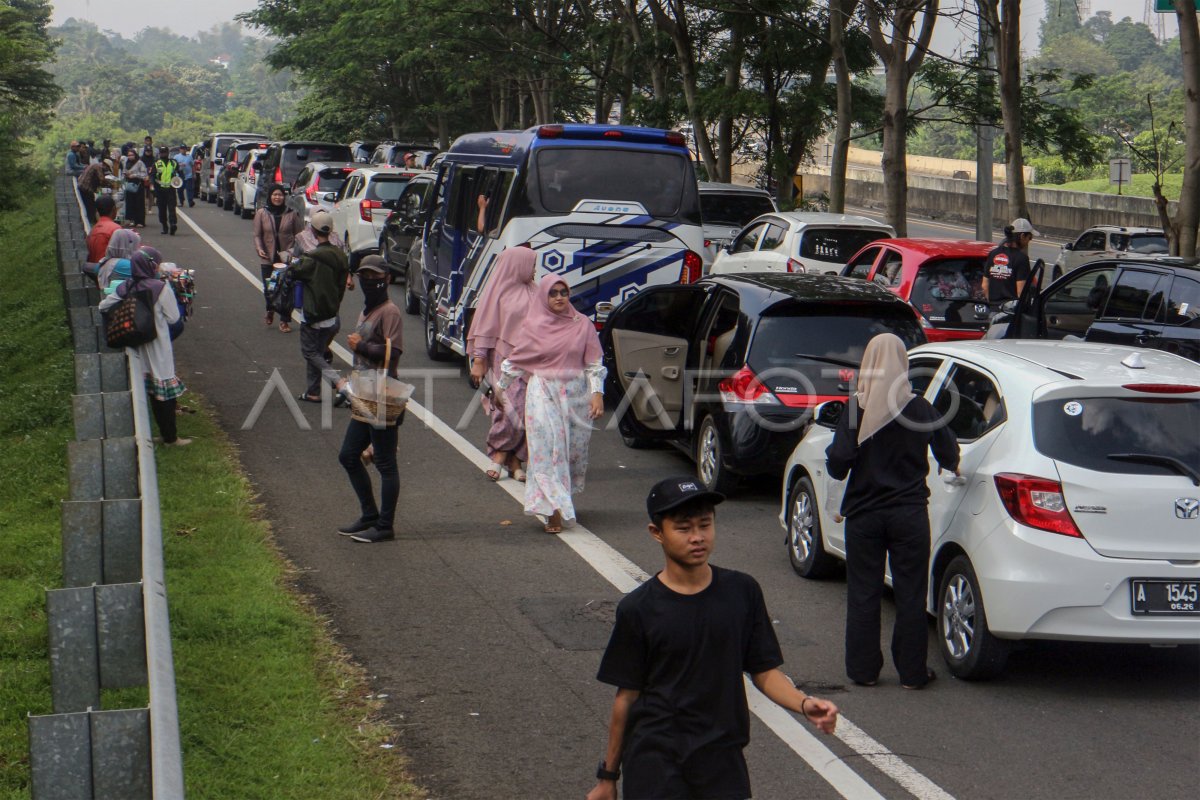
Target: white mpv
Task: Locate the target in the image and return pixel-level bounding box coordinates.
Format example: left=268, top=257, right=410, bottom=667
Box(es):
left=778, top=340, right=1200, bottom=679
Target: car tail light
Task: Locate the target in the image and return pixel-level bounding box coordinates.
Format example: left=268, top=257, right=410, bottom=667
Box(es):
left=274, top=166, right=282, bottom=184
left=704, top=239, right=712, bottom=248
left=786, top=258, right=805, bottom=273
left=603, top=130, right=623, bottom=138
left=360, top=199, right=381, bottom=222
left=1122, top=383, right=1200, bottom=394
left=679, top=250, right=703, bottom=284
left=665, top=131, right=686, bottom=147
left=718, top=366, right=780, bottom=405
left=537, top=125, right=564, bottom=138
left=305, top=182, right=318, bottom=205
left=994, top=474, right=1083, bottom=538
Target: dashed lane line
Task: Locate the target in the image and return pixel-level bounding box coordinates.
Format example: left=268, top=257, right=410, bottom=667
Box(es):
left=177, top=207, right=956, bottom=800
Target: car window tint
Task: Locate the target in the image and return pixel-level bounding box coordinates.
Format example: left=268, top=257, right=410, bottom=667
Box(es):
left=317, top=168, right=349, bottom=192
left=910, top=258, right=989, bottom=322
left=846, top=246, right=880, bottom=279
left=614, top=288, right=706, bottom=338
left=367, top=177, right=410, bottom=202
left=534, top=148, right=687, bottom=217
left=1044, top=267, right=1116, bottom=317
left=1079, top=231, right=1106, bottom=250
left=700, top=193, right=774, bottom=226
left=908, top=357, right=943, bottom=396
left=1033, top=397, right=1200, bottom=476
left=701, top=293, right=743, bottom=371
left=760, top=223, right=788, bottom=251
left=800, top=228, right=889, bottom=264
left=1128, top=233, right=1168, bottom=254
left=932, top=364, right=1004, bottom=441
left=878, top=250, right=904, bottom=287
left=733, top=223, right=764, bottom=254
left=1166, top=278, right=1200, bottom=327
left=1103, top=270, right=1165, bottom=320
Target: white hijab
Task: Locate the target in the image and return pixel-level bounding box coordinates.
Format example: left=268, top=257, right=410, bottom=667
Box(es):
left=854, top=333, right=915, bottom=445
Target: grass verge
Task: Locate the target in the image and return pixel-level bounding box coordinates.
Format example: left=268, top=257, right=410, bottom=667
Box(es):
left=1036, top=172, right=1184, bottom=200
left=0, top=189, right=423, bottom=798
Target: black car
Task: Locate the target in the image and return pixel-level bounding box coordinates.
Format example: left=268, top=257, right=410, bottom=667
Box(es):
left=378, top=173, right=435, bottom=299
left=601, top=273, right=926, bottom=493
left=369, top=142, right=439, bottom=169
left=254, top=141, right=354, bottom=210
left=994, top=255, right=1200, bottom=363
left=216, top=140, right=270, bottom=213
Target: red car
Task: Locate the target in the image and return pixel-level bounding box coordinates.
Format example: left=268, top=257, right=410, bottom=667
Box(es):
left=841, top=238, right=997, bottom=342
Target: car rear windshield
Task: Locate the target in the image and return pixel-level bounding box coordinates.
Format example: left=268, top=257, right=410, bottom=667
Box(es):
left=534, top=148, right=690, bottom=217
left=366, top=176, right=410, bottom=202
left=283, top=145, right=353, bottom=178
left=747, top=304, right=923, bottom=389
left=1033, top=397, right=1200, bottom=476
left=700, top=193, right=775, bottom=227
left=909, top=258, right=991, bottom=325
left=798, top=228, right=890, bottom=264
left=1114, top=232, right=1169, bottom=254
left=317, top=168, right=350, bottom=192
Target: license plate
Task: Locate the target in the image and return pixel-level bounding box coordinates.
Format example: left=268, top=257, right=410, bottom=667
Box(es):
left=1131, top=579, right=1200, bottom=615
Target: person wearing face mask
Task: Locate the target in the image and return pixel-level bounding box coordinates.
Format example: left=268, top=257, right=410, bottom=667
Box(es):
left=253, top=183, right=304, bottom=332
left=336, top=256, right=404, bottom=543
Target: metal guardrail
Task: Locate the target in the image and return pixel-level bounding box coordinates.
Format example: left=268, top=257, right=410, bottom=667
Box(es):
left=27, top=175, right=185, bottom=799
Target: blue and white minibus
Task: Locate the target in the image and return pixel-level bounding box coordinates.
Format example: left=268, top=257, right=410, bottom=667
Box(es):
left=416, top=124, right=705, bottom=359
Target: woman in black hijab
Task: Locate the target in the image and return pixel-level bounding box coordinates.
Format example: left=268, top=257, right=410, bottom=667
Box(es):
left=253, top=183, right=304, bottom=332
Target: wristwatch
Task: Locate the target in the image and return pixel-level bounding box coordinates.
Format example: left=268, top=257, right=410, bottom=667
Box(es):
left=596, top=760, right=620, bottom=781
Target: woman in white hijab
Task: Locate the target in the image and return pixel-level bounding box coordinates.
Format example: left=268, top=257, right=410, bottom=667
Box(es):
left=825, top=333, right=959, bottom=690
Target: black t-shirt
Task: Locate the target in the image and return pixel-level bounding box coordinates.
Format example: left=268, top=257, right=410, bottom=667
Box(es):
left=825, top=397, right=960, bottom=518
left=597, top=566, right=784, bottom=770
left=983, top=242, right=1031, bottom=303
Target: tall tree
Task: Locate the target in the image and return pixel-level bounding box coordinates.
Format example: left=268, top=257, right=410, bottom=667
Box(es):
left=1171, top=0, right=1199, bottom=257
left=863, top=0, right=939, bottom=235
left=978, top=0, right=1030, bottom=220
left=0, top=0, right=61, bottom=202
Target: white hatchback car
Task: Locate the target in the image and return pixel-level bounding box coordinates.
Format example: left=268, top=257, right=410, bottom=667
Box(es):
left=233, top=150, right=266, bottom=219
left=331, top=167, right=422, bottom=269
left=711, top=212, right=895, bottom=276
left=1053, top=225, right=1167, bottom=279
left=779, top=340, right=1200, bottom=679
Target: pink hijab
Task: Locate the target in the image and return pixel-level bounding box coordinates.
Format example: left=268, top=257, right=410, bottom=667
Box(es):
left=468, top=246, right=537, bottom=360
left=505, top=275, right=602, bottom=378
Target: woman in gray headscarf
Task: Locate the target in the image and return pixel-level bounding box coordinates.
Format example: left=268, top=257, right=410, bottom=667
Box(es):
left=96, top=228, right=142, bottom=289
left=825, top=333, right=959, bottom=690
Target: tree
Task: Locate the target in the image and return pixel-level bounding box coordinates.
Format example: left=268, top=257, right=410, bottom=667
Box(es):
left=0, top=0, right=61, bottom=202
left=862, top=0, right=939, bottom=236
left=978, top=0, right=1030, bottom=220
left=1171, top=0, right=1199, bottom=256
left=1038, top=0, right=1081, bottom=48
left=1103, top=17, right=1161, bottom=72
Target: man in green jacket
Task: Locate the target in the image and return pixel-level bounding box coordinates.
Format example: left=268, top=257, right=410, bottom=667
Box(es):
left=292, top=210, right=351, bottom=404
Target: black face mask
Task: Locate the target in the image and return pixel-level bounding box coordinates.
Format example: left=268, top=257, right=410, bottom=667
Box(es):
left=361, top=278, right=389, bottom=309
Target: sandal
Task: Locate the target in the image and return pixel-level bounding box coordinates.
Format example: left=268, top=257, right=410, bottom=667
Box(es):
left=543, top=511, right=563, bottom=534
left=264, top=311, right=274, bottom=326
left=279, top=321, right=292, bottom=333
left=511, top=467, right=527, bottom=483
left=485, top=468, right=501, bottom=481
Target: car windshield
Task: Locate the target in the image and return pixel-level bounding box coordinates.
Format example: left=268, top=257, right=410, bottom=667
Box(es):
left=1112, top=232, right=1169, bottom=254
left=909, top=258, right=991, bottom=326
left=317, top=168, right=350, bottom=192
left=798, top=228, right=890, bottom=263
left=700, top=193, right=775, bottom=227
left=534, top=148, right=689, bottom=217
left=1033, top=397, right=1200, bottom=476
left=284, top=146, right=353, bottom=178
left=747, top=304, right=923, bottom=394
left=367, top=177, right=410, bottom=202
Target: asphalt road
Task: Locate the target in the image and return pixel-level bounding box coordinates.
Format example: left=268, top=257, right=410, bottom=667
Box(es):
left=149, top=201, right=1197, bottom=800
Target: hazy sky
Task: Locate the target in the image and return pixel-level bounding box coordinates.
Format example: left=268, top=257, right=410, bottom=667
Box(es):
left=50, top=0, right=1172, bottom=49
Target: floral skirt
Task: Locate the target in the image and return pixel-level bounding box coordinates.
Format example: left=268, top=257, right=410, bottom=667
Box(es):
left=523, top=373, right=593, bottom=520
left=145, top=373, right=186, bottom=402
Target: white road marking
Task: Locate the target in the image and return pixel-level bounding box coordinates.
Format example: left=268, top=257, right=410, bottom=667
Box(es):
left=178, top=207, right=956, bottom=800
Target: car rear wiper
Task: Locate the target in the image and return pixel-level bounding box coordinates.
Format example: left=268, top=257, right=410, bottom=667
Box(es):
left=1107, top=453, right=1200, bottom=486
left=793, top=354, right=860, bottom=369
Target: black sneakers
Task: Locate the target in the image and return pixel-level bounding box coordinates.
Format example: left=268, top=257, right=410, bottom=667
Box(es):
left=350, top=527, right=394, bottom=543
left=337, top=516, right=379, bottom=535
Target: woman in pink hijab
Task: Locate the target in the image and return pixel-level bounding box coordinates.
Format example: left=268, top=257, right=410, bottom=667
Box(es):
left=467, top=246, right=537, bottom=481
left=496, top=275, right=606, bottom=533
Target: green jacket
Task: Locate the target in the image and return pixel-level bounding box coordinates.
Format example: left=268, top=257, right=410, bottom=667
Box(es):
left=291, top=243, right=349, bottom=323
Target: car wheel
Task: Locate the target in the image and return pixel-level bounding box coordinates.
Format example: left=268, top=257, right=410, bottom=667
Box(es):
left=240, top=201, right=253, bottom=219
left=618, top=408, right=653, bottom=449
left=695, top=415, right=738, bottom=494
left=404, top=264, right=420, bottom=315
left=937, top=555, right=1010, bottom=680
left=215, top=191, right=224, bottom=208
left=424, top=290, right=453, bottom=361
left=1051, top=263, right=1064, bottom=281
left=786, top=476, right=837, bottom=578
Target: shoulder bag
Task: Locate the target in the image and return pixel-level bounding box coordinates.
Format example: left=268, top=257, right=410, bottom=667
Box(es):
left=103, top=287, right=159, bottom=348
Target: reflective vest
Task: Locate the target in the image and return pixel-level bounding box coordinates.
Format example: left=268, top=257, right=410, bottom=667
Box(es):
left=155, top=159, right=178, bottom=185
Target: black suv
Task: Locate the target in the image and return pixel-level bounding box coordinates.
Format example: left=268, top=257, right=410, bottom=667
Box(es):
left=993, top=255, right=1200, bottom=363
left=254, top=141, right=354, bottom=210
left=601, top=273, right=926, bottom=493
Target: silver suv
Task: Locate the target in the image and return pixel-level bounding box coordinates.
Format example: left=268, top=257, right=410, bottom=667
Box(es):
left=1054, top=225, right=1167, bottom=279
left=697, top=182, right=777, bottom=267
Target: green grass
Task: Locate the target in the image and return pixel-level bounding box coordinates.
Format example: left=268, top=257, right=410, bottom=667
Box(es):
left=0, top=191, right=423, bottom=798
left=1035, top=172, right=1185, bottom=199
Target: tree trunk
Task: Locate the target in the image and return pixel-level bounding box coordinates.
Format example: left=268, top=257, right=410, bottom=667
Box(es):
left=716, top=28, right=742, bottom=184
left=1174, top=0, right=1199, bottom=257
left=648, top=0, right=719, bottom=179
left=828, top=0, right=857, bottom=213
left=997, top=0, right=1027, bottom=221
left=437, top=113, right=449, bottom=151
left=881, top=60, right=910, bottom=236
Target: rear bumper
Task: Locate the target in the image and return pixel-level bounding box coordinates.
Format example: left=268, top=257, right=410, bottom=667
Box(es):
left=720, top=407, right=808, bottom=476
left=955, top=518, right=1200, bottom=644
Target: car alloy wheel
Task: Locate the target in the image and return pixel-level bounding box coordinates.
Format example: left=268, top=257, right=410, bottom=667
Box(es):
left=941, top=572, right=975, bottom=660
left=937, top=555, right=1010, bottom=680
left=695, top=416, right=736, bottom=494
left=786, top=476, right=836, bottom=578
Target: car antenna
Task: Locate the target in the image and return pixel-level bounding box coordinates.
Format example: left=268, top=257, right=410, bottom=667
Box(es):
left=1120, top=352, right=1146, bottom=369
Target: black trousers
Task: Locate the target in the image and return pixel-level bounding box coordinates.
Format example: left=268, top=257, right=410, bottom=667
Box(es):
left=124, top=188, right=145, bottom=226
left=79, top=186, right=97, bottom=224
left=150, top=397, right=178, bottom=443
left=338, top=419, right=399, bottom=528
left=844, top=504, right=931, bottom=687
left=155, top=187, right=177, bottom=232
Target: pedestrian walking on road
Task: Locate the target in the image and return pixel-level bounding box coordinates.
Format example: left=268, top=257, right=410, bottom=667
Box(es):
left=98, top=248, right=190, bottom=446
left=825, top=333, right=959, bottom=689
left=291, top=210, right=350, bottom=405
left=122, top=149, right=148, bottom=229
left=467, top=246, right=537, bottom=482
left=336, top=256, right=404, bottom=543
left=173, top=145, right=195, bottom=207
left=496, top=275, right=605, bottom=534
left=981, top=218, right=1038, bottom=304
left=587, top=477, right=839, bottom=800
left=152, top=147, right=180, bottom=235
left=254, top=183, right=304, bottom=332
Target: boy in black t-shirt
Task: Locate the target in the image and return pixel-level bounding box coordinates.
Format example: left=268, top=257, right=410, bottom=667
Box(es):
left=587, top=477, right=839, bottom=800
left=981, top=217, right=1039, bottom=304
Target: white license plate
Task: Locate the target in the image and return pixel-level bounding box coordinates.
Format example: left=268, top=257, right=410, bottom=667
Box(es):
left=1131, top=579, right=1200, bottom=616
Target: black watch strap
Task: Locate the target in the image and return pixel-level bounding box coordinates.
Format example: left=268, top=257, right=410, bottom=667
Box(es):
left=596, top=760, right=620, bottom=781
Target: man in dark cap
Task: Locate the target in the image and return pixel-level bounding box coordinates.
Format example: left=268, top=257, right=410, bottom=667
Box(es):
left=586, top=478, right=840, bottom=800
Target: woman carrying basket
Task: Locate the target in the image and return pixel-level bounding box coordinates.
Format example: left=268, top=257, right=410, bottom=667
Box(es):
left=336, top=256, right=404, bottom=543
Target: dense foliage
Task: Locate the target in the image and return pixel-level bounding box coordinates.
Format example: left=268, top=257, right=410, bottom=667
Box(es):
left=0, top=0, right=61, bottom=208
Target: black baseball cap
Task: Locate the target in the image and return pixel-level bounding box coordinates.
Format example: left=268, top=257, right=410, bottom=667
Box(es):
left=646, top=476, right=725, bottom=519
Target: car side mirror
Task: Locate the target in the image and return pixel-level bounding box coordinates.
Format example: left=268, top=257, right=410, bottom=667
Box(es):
left=814, top=400, right=845, bottom=429
left=322, top=192, right=337, bottom=202
left=213, top=156, right=224, bottom=165
left=1062, top=242, right=1073, bottom=250
left=999, top=299, right=1018, bottom=314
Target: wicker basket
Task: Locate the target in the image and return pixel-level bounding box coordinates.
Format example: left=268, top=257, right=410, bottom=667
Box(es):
left=346, top=338, right=412, bottom=426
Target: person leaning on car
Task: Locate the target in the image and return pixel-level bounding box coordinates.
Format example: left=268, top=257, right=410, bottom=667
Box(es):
left=981, top=218, right=1038, bottom=304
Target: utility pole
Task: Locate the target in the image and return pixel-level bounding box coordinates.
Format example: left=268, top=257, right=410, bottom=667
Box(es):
left=976, top=3, right=995, bottom=242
